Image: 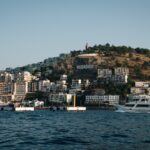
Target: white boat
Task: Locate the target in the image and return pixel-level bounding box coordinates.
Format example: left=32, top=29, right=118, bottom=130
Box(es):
left=0, top=101, right=14, bottom=111
left=67, top=106, right=86, bottom=112
left=15, top=107, right=34, bottom=112
left=117, top=95, right=150, bottom=113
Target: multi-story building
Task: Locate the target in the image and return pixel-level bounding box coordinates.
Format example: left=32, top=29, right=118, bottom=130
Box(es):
left=114, top=67, right=129, bottom=76
left=74, top=53, right=98, bottom=79
left=49, top=93, right=72, bottom=104
left=111, top=74, right=128, bottom=84
left=28, top=80, right=39, bottom=93
left=97, top=67, right=129, bottom=84
left=97, top=69, right=112, bottom=78
left=15, top=71, right=32, bottom=82
left=0, top=82, right=14, bottom=102
left=71, top=79, right=82, bottom=89
left=13, top=81, right=29, bottom=102
left=85, top=95, right=119, bottom=106
left=39, top=80, right=50, bottom=92
left=0, top=72, right=14, bottom=82
left=131, top=81, right=150, bottom=95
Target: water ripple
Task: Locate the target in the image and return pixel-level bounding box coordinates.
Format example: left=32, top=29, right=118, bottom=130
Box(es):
left=0, top=110, right=150, bottom=150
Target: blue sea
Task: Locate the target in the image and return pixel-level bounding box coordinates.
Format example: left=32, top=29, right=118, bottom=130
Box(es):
left=0, top=110, right=150, bottom=150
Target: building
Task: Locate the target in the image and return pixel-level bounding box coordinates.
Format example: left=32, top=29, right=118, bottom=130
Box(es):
left=13, top=81, right=29, bottom=102
left=97, top=67, right=129, bottom=84
left=28, top=80, right=39, bottom=93
left=85, top=95, right=119, bottom=106
left=71, top=79, right=82, bottom=89
left=127, top=95, right=150, bottom=102
left=111, top=75, right=128, bottom=84
left=0, top=72, right=14, bottom=82
left=39, top=80, right=50, bottom=92
left=15, top=71, right=32, bottom=82
left=74, top=53, right=98, bottom=79
left=49, top=93, right=72, bottom=104
left=97, top=69, right=112, bottom=78
left=0, top=82, right=14, bottom=102
left=131, top=81, right=150, bottom=95
left=114, top=67, right=129, bottom=76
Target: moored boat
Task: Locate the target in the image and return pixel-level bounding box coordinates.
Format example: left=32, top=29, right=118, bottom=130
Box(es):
left=15, top=107, right=34, bottom=112
left=0, top=101, right=15, bottom=111
left=117, top=95, right=150, bottom=113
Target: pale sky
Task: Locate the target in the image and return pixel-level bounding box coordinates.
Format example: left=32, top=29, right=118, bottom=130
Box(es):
left=0, top=0, right=150, bottom=69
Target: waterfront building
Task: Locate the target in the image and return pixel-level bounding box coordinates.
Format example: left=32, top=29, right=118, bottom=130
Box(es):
left=85, top=95, right=119, bottom=106
left=49, top=93, right=72, bottom=104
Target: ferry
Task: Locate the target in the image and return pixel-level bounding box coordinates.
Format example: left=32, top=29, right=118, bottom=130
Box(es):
left=117, top=95, right=150, bottom=113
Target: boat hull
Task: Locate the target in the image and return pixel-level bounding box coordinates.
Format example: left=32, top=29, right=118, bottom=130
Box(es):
left=67, top=106, right=86, bottom=111
left=15, top=107, right=34, bottom=112
left=117, top=105, right=150, bottom=113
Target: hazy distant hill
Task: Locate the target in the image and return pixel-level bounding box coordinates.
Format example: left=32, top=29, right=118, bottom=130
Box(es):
left=13, top=44, right=150, bottom=81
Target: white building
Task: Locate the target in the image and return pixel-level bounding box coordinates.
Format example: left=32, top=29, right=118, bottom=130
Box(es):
left=49, top=93, right=72, bottom=104
left=23, top=71, right=32, bottom=82
left=13, top=81, right=29, bottom=102
left=97, top=69, right=112, bottom=78
left=131, top=81, right=150, bottom=95
left=111, top=75, right=128, bottom=84
left=0, top=72, right=14, bottom=82
left=135, top=82, right=150, bottom=88
left=85, top=95, right=119, bottom=106
left=114, top=67, right=129, bottom=76
left=39, top=80, right=50, bottom=92
left=71, top=79, right=82, bottom=89
left=60, top=74, right=67, bottom=81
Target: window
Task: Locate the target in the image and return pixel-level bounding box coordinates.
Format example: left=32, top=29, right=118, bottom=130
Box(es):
left=125, top=104, right=134, bottom=107
left=136, top=104, right=149, bottom=107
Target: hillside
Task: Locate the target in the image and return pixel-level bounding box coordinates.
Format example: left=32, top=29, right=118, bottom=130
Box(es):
left=13, top=44, right=150, bottom=81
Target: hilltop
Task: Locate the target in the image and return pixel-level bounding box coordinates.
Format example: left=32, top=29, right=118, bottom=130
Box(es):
left=12, top=43, right=150, bottom=81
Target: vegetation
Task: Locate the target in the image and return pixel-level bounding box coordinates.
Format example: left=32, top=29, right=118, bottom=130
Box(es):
left=12, top=43, right=150, bottom=82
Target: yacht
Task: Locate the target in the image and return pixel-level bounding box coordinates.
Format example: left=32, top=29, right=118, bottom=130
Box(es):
left=117, top=95, right=150, bottom=113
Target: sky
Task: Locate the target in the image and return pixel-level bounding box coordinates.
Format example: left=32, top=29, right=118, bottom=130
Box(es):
left=0, top=0, right=150, bottom=70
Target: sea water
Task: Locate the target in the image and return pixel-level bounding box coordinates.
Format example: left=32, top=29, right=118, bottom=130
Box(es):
left=0, top=110, right=150, bottom=150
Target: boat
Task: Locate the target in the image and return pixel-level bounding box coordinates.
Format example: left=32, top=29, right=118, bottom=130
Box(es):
left=117, top=95, right=150, bottom=113
left=15, top=107, right=34, bottom=112
left=0, top=101, right=15, bottom=111
left=67, top=106, right=86, bottom=111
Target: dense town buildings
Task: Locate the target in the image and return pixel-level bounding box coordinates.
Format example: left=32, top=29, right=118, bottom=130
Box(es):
left=0, top=53, right=149, bottom=107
